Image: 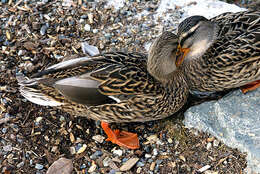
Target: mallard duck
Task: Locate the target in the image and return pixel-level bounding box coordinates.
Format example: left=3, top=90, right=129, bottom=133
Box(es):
left=175, top=10, right=260, bottom=93
left=17, top=32, right=189, bottom=149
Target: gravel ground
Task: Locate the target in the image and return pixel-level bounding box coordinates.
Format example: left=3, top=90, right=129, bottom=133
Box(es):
left=0, top=0, right=256, bottom=173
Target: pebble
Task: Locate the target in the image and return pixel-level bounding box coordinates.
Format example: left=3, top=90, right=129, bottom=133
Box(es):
left=88, top=163, right=97, bottom=173
left=93, top=29, right=99, bottom=33
left=40, top=25, right=48, bottom=35
left=90, top=150, right=103, bottom=159
left=103, top=157, right=112, bottom=167
left=35, top=117, right=43, bottom=123
left=77, top=144, right=87, bottom=154
left=112, top=149, right=123, bottom=156
left=213, top=140, right=220, bottom=147
left=35, top=163, right=44, bottom=170
left=120, top=158, right=139, bottom=171
left=136, top=167, right=142, bottom=173
left=150, top=162, right=156, bottom=171
left=167, top=138, right=173, bottom=144
left=2, top=127, right=7, bottom=133
left=3, top=145, right=12, bottom=152
left=17, top=161, right=24, bottom=168
left=92, top=135, right=105, bottom=143
left=152, top=149, right=158, bottom=156
left=136, top=161, right=145, bottom=167
left=84, top=24, right=91, bottom=31
left=207, top=142, right=212, bottom=150
left=145, top=154, right=152, bottom=158
left=198, top=165, right=211, bottom=173
left=69, top=147, right=76, bottom=155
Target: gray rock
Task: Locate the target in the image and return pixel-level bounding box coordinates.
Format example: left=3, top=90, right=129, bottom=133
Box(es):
left=184, top=89, right=260, bottom=173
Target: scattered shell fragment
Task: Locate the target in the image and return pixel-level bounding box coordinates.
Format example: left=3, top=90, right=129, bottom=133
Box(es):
left=88, top=163, right=97, bottom=173
left=198, top=165, right=211, bottom=173
left=77, top=144, right=87, bottom=154
left=150, top=162, right=156, bottom=171
left=92, top=135, right=105, bottom=143
left=70, top=132, right=75, bottom=143
left=120, top=158, right=139, bottom=171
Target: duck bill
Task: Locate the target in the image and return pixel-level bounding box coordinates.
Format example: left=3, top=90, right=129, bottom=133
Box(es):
left=176, top=45, right=190, bottom=67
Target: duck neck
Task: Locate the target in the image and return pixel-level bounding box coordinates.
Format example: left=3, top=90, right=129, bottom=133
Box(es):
left=147, top=47, right=177, bottom=84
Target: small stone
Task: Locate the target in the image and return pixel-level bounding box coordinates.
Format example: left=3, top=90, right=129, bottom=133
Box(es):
left=145, top=154, right=152, bottom=158
left=206, top=142, right=212, bottom=150
left=90, top=150, right=103, bottom=159
left=2, top=127, right=7, bottom=133
left=35, top=117, right=43, bottom=123
left=120, top=158, right=139, bottom=171
left=17, top=161, right=24, bottom=168
left=18, top=50, right=25, bottom=56
left=213, top=140, right=220, bottom=147
left=40, top=25, right=48, bottom=35
left=88, top=13, right=94, bottom=23
left=112, top=149, right=123, bottom=156
left=153, top=149, right=158, bottom=156
left=145, top=134, right=158, bottom=144
left=92, top=135, right=105, bottom=143
left=84, top=24, right=91, bottom=31
left=88, top=163, right=97, bottom=172
left=198, top=165, right=211, bottom=173
left=70, top=147, right=76, bottom=155
left=103, top=157, right=112, bottom=167
left=136, top=161, right=145, bottom=167
left=136, top=167, right=142, bottom=173
left=167, top=138, right=173, bottom=143
left=77, top=144, right=87, bottom=154
left=150, top=162, right=156, bottom=171
left=70, top=132, right=75, bottom=143
left=35, top=163, right=44, bottom=170
left=3, top=145, right=12, bottom=152
left=93, top=29, right=98, bottom=33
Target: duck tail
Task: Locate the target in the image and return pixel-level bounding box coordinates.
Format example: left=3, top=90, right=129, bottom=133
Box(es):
left=16, top=73, right=64, bottom=107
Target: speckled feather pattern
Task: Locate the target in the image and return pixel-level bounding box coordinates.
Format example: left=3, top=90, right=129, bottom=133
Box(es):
left=20, top=52, right=189, bottom=123
left=183, top=11, right=260, bottom=92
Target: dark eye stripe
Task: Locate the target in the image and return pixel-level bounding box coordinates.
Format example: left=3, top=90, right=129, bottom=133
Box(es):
left=180, top=29, right=197, bottom=47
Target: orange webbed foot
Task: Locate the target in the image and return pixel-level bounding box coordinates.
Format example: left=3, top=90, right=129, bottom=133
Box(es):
left=101, top=122, right=140, bottom=149
left=240, top=80, right=260, bottom=94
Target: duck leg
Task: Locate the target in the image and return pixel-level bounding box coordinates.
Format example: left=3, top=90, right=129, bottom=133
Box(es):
left=101, top=121, right=140, bottom=149
left=240, top=80, right=260, bottom=94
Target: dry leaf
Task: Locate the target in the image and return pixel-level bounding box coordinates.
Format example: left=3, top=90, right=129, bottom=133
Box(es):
left=46, top=158, right=73, bottom=174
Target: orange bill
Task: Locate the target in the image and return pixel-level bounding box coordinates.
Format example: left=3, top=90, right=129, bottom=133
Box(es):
left=101, top=121, right=140, bottom=149
left=176, top=44, right=190, bottom=67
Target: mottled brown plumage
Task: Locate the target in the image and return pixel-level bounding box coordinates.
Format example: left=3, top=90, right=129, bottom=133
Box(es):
left=177, top=10, right=260, bottom=92
left=17, top=32, right=189, bottom=123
